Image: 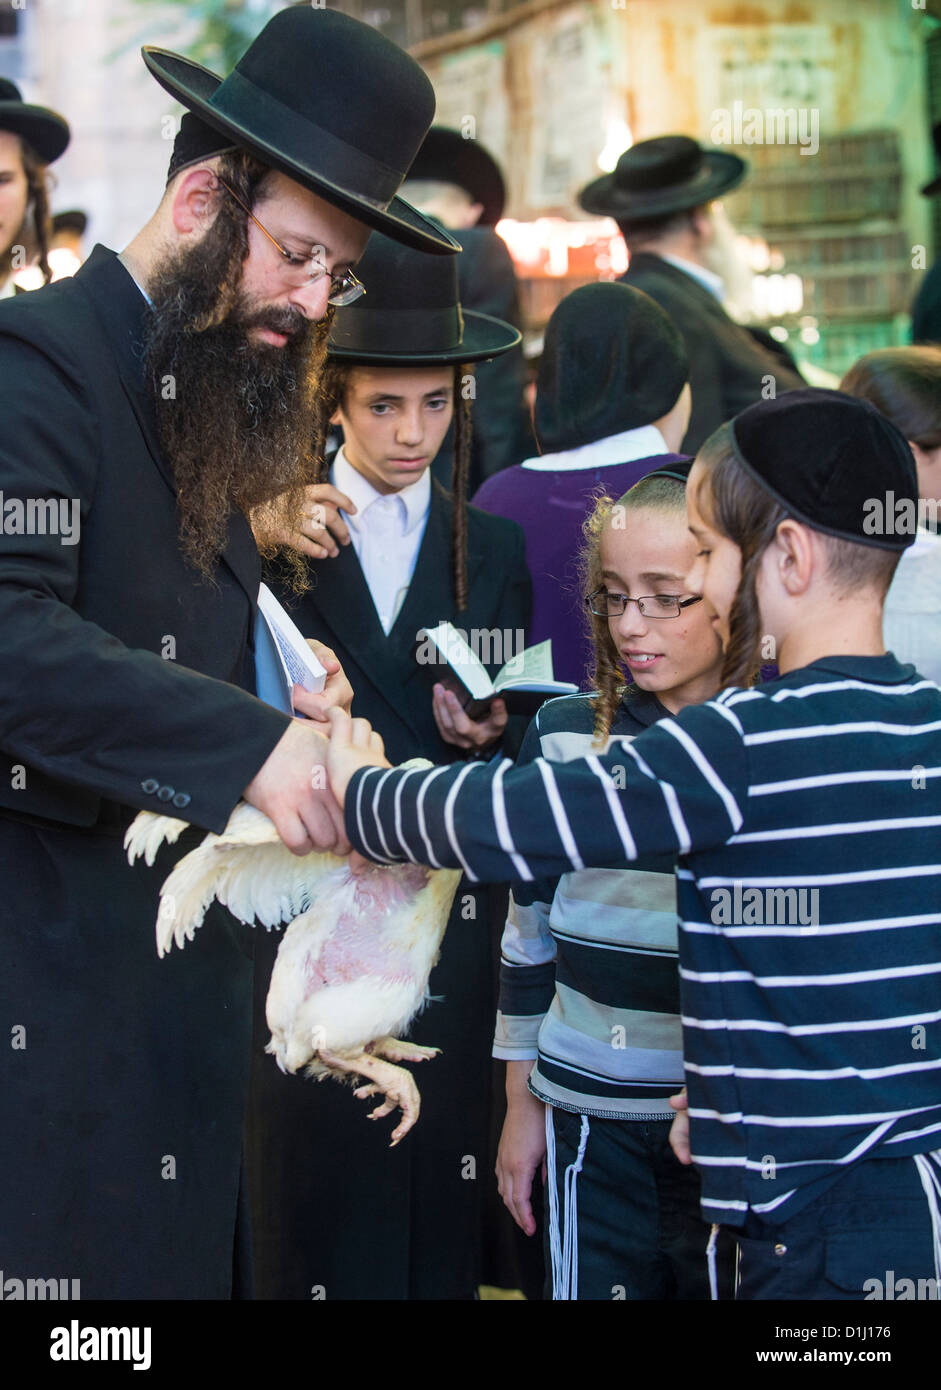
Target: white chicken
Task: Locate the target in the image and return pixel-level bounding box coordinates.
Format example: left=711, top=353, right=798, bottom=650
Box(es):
left=125, top=790, right=460, bottom=1145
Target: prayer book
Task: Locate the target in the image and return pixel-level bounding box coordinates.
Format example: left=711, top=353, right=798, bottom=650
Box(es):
left=254, top=583, right=327, bottom=716
left=416, top=622, right=577, bottom=718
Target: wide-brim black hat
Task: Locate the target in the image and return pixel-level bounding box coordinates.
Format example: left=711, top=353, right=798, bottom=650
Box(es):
left=143, top=8, right=459, bottom=255
left=328, top=226, right=520, bottom=366
left=405, top=126, right=506, bottom=226
left=579, top=134, right=746, bottom=222
left=0, top=78, right=70, bottom=164
left=51, top=208, right=87, bottom=236
left=921, top=121, right=941, bottom=197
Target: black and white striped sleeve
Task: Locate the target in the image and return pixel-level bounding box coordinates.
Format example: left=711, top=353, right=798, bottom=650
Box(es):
left=346, top=701, right=749, bottom=882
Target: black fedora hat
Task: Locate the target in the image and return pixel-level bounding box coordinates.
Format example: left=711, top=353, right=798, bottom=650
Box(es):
left=0, top=78, right=70, bottom=164
left=328, top=226, right=521, bottom=366
left=921, top=121, right=941, bottom=198
left=579, top=134, right=746, bottom=222
left=51, top=209, right=87, bottom=236
left=143, top=7, right=459, bottom=255
left=405, top=126, right=506, bottom=226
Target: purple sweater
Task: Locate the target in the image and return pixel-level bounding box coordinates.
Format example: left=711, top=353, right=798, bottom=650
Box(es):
left=473, top=453, right=686, bottom=688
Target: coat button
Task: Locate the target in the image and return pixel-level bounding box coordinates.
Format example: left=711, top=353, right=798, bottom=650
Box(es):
left=141, top=778, right=159, bottom=794
left=774, top=1243, right=787, bottom=1256
left=157, top=785, right=174, bottom=802
left=172, top=792, right=191, bottom=809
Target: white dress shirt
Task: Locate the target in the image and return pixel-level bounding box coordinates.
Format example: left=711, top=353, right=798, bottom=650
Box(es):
left=883, top=527, right=941, bottom=685
left=658, top=251, right=726, bottom=302
left=332, top=446, right=431, bottom=634
left=519, top=422, right=670, bottom=472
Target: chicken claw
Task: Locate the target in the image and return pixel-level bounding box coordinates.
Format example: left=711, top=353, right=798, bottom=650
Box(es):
left=368, top=1036, right=441, bottom=1064
left=319, top=1049, right=423, bottom=1146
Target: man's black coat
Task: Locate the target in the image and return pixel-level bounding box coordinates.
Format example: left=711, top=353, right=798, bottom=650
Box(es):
left=912, top=260, right=941, bottom=343
left=0, top=247, right=289, bottom=1297
left=620, top=252, right=806, bottom=452
left=246, top=485, right=532, bottom=1299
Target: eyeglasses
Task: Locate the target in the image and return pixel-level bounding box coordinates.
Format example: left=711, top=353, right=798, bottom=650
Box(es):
left=586, top=589, right=703, bottom=619
left=216, top=177, right=365, bottom=306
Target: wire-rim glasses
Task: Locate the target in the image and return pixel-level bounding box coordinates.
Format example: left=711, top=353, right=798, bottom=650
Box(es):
left=216, top=177, right=365, bottom=306
left=586, top=589, right=704, bottom=619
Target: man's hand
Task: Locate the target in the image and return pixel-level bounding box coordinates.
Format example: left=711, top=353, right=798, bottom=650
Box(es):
left=325, top=706, right=390, bottom=808
left=244, top=719, right=350, bottom=856
left=496, top=1062, right=546, bottom=1236
left=669, top=1088, right=691, bottom=1165
left=432, top=683, right=507, bottom=752
left=255, top=483, right=355, bottom=559
left=291, top=639, right=354, bottom=723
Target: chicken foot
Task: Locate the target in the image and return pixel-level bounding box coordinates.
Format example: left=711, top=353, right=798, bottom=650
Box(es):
left=318, top=1043, right=438, bottom=1146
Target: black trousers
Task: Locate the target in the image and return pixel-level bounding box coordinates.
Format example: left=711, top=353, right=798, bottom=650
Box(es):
left=544, top=1106, right=735, bottom=1301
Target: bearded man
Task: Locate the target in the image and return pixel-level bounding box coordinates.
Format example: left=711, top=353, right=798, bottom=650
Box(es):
left=0, top=8, right=457, bottom=1299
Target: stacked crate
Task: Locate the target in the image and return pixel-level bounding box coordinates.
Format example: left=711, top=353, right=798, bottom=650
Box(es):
left=723, top=130, right=914, bottom=378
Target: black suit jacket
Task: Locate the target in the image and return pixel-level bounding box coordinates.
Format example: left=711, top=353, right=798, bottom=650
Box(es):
left=621, top=252, right=806, bottom=452
left=430, top=227, right=534, bottom=493
left=0, top=245, right=288, bottom=830
left=0, top=246, right=289, bottom=1297
left=274, top=479, right=531, bottom=764
left=912, top=259, right=941, bottom=343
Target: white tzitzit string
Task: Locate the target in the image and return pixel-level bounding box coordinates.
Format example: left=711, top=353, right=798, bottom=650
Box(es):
left=706, top=1224, right=720, bottom=1301
left=545, top=1106, right=564, bottom=1298
left=562, top=1116, right=591, bottom=1300
left=912, top=1149, right=941, bottom=1287
left=545, top=1108, right=590, bottom=1299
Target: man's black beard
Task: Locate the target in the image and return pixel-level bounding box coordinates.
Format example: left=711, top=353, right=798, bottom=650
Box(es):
left=140, top=224, right=329, bottom=578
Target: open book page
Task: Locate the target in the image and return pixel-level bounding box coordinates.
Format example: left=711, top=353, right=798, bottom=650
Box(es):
left=420, top=622, right=495, bottom=700
left=494, top=638, right=556, bottom=690
left=255, top=584, right=327, bottom=715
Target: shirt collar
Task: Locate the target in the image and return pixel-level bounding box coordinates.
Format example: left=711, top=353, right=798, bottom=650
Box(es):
left=332, top=446, right=431, bottom=533
left=117, top=252, right=152, bottom=306
left=520, top=423, right=670, bottom=473
left=658, top=252, right=725, bottom=302
left=789, top=653, right=919, bottom=685
left=620, top=684, right=673, bottom=727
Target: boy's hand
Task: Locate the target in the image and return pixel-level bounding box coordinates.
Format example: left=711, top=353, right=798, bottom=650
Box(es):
left=325, top=706, right=390, bottom=807
left=291, top=640, right=354, bottom=722
left=496, top=1065, right=546, bottom=1237
left=669, top=1088, right=692, bottom=1165
left=432, top=683, right=507, bottom=752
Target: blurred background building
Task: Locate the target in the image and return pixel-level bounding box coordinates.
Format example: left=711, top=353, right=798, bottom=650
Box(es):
left=2, top=0, right=939, bottom=373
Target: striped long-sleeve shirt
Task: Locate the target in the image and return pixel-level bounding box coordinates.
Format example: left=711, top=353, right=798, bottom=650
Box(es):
left=494, top=689, right=684, bottom=1120
left=348, top=654, right=941, bottom=1227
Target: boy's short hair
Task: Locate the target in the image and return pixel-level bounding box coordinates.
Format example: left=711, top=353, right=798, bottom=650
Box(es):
left=841, top=346, right=941, bottom=452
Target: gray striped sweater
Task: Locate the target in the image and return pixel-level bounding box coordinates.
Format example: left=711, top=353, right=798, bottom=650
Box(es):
left=493, top=689, right=683, bottom=1120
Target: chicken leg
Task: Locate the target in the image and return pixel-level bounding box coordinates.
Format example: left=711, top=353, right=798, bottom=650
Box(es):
left=318, top=1042, right=439, bottom=1146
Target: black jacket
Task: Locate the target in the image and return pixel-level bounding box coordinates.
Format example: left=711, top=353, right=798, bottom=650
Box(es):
left=912, top=259, right=941, bottom=343
left=0, top=246, right=288, bottom=1297
left=431, top=227, right=534, bottom=493
left=620, top=252, right=806, bottom=452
